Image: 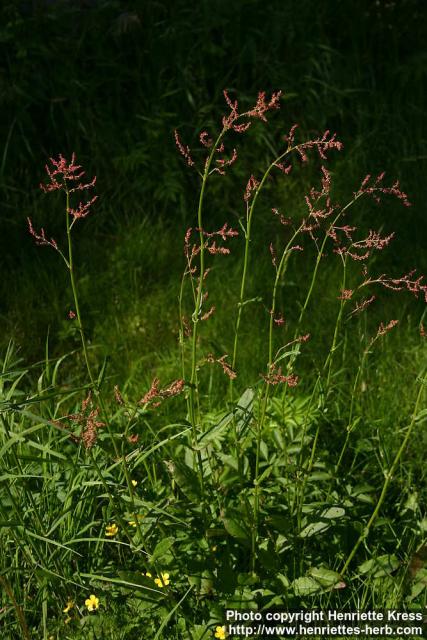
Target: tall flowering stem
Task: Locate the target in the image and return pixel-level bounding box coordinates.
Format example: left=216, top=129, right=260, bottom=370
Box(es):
left=176, top=91, right=282, bottom=500
left=334, top=319, right=399, bottom=475
left=64, top=184, right=96, bottom=390
left=188, top=132, right=225, bottom=498
left=231, top=133, right=344, bottom=396
left=322, top=252, right=350, bottom=389
left=230, top=146, right=294, bottom=395
left=31, top=154, right=144, bottom=543
left=293, top=195, right=362, bottom=345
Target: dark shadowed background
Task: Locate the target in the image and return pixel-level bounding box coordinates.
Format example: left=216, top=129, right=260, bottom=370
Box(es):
left=0, top=0, right=426, bottom=367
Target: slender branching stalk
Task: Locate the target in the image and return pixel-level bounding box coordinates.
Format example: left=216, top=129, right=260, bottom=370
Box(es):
left=341, top=369, right=426, bottom=576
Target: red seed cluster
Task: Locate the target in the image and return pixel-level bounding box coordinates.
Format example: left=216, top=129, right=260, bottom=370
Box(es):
left=27, top=217, right=58, bottom=250
left=139, top=378, right=185, bottom=408
left=356, top=172, right=411, bottom=207
left=262, top=365, right=298, bottom=387
left=206, top=354, right=237, bottom=379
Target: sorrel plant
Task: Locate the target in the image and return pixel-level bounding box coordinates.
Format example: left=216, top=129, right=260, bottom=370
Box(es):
left=2, top=90, right=425, bottom=637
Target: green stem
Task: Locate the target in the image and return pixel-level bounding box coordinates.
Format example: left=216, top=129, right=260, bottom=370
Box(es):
left=65, top=189, right=95, bottom=389
left=0, top=575, right=30, bottom=640
left=64, top=189, right=142, bottom=543
left=324, top=253, right=348, bottom=390
left=230, top=144, right=298, bottom=395
left=335, top=329, right=384, bottom=475
left=341, top=370, right=426, bottom=576
left=294, top=195, right=362, bottom=344
left=251, top=223, right=304, bottom=573
left=188, top=131, right=225, bottom=500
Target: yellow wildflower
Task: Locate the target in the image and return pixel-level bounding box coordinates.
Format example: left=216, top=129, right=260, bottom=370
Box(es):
left=128, top=514, right=144, bottom=527
left=145, top=571, right=152, bottom=578
left=85, top=594, right=99, bottom=611
left=214, top=626, right=227, bottom=639
left=131, top=479, right=138, bottom=487
left=154, top=572, right=170, bottom=588
left=65, top=616, right=72, bottom=625
left=63, top=599, right=74, bottom=613
left=105, top=523, right=118, bottom=537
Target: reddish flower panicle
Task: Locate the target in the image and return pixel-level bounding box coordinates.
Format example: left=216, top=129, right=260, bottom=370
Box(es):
left=139, top=378, right=185, bottom=408
left=198, top=223, right=239, bottom=241
left=206, top=354, right=236, bottom=379
left=68, top=194, right=98, bottom=219
left=246, top=90, right=282, bottom=122
left=27, top=217, right=58, bottom=250
left=206, top=241, right=230, bottom=255
left=293, top=130, right=343, bottom=162
left=214, top=147, right=238, bottom=174
left=285, top=124, right=299, bottom=147
left=349, top=295, right=376, bottom=317
left=273, top=313, right=285, bottom=326
left=338, top=289, right=354, bottom=300
left=244, top=175, right=260, bottom=202
left=38, top=153, right=98, bottom=225
left=362, top=271, right=427, bottom=302
left=262, top=365, right=298, bottom=387
left=199, top=131, right=213, bottom=148
left=356, top=172, right=411, bottom=207
left=114, top=385, right=124, bottom=405
left=269, top=243, right=277, bottom=267
left=222, top=90, right=281, bottom=132
left=376, top=319, right=399, bottom=338
left=274, top=161, right=292, bottom=175
left=272, top=208, right=291, bottom=226
left=66, top=393, right=105, bottom=449
left=201, top=305, right=216, bottom=321
left=40, top=152, right=85, bottom=192
left=140, top=377, right=160, bottom=406
left=222, top=90, right=240, bottom=130
left=174, top=130, right=194, bottom=167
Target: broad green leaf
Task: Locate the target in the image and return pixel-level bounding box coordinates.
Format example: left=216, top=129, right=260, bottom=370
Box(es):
left=168, top=461, right=201, bottom=501
left=321, top=507, right=345, bottom=519
left=358, top=554, right=400, bottom=577
left=407, top=568, right=427, bottom=601
left=196, top=412, right=233, bottom=449
left=308, top=566, right=345, bottom=589
left=234, top=388, right=254, bottom=435
left=151, top=536, right=175, bottom=562
left=300, top=521, right=330, bottom=538
left=292, top=576, right=321, bottom=596
left=222, top=517, right=250, bottom=544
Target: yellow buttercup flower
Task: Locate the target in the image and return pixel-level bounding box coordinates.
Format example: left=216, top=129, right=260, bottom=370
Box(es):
left=214, top=626, right=227, bottom=639
left=85, top=594, right=99, bottom=611
left=105, top=523, right=118, bottom=537
left=131, top=479, right=138, bottom=487
left=154, top=572, right=170, bottom=588
left=145, top=571, right=152, bottom=578
left=128, top=514, right=144, bottom=527
left=63, top=599, right=74, bottom=613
